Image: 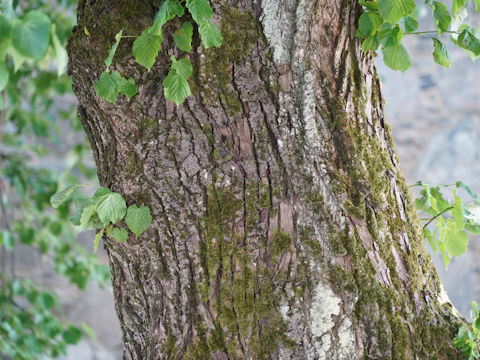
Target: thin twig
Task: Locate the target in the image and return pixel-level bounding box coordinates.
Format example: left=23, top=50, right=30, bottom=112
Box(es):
left=408, top=30, right=461, bottom=35
left=423, top=206, right=454, bottom=230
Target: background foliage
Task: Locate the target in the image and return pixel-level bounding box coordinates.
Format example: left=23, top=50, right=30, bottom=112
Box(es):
left=0, top=0, right=109, bottom=358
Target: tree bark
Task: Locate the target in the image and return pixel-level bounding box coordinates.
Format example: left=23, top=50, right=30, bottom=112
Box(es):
left=67, top=0, right=464, bottom=359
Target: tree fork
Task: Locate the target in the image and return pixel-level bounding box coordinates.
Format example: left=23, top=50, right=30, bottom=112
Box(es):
left=67, top=0, right=464, bottom=358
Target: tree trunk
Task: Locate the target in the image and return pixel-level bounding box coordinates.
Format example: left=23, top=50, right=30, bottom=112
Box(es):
left=67, top=0, right=464, bottom=359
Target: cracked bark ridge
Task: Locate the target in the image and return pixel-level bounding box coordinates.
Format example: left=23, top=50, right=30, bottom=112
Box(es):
left=67, top=0, right=464, bottom=359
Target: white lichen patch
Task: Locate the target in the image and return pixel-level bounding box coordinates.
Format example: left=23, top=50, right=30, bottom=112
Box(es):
left=310, top=280, right=341, bottom=342
left=302, top=71, right=318, bottom=153
left=437, top=283, right=451, bottom=305
left=336, top=317, right=357, bottom=359
left=260, top=0, right=296, bottom=64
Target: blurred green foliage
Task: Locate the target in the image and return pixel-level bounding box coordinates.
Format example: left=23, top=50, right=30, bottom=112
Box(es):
left=0, top=0, right=109, bottom=358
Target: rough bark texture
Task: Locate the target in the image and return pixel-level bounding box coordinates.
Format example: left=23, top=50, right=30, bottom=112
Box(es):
left=67, top=0, right=464, bottom=359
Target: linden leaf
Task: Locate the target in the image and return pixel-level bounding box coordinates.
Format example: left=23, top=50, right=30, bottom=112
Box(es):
left=0, top=61, right=8, bottom=91
left=198, top=21, right=222, bottom=49
left=185, top=0, right=213, bottom=23
left=112, top=228, right=128, bottom=242
left=11, top=10, right=51, bottom=60
left=429, top=1, right=451, bottom=35
left=432, top=38, right=451, bottom=68
left=133, top=27, right=162, bottom=71
left=378, top=0, right=415, bottom=24
left=50, top=184, right=77, bottom=208
left=170, top=56, right=193, bottom=79
left=153, top=0, right=184, bottom=33
left=92, top=187, right=127, bottom=225
left=125, top=205, right=152, bottom=237
left=93, top=227, right=104, bottom=253
left=174, top=21, right=193, bottom=52
left=94, top=71, right=119, bottom=103
left=382, top=44, right=412, bottom=72
left=358, top=12, right=383, bottom=37
left=104, top=29, right=123, bottom=67
left=163, top=70, right=191, bottom=105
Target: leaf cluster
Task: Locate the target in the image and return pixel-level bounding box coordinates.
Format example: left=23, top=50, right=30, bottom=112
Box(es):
left=95, top=0, right=222, bottom=105
left=0, top=2, right=110, bottom=358
left=454, top=301, right=480, bottom=359
left=51, top=185, right=153, bottom=252
left=0, top=277, right=92, bottom=359
left=357, top=0, right=480, bottom=71
left=413, top=181, right=480, bottom=268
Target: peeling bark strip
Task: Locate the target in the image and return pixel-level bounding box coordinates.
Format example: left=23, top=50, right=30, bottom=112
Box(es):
left=68, top=0, right=463, bottom=359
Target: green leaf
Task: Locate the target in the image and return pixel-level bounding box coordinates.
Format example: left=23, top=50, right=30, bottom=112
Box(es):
left=106, top=224, right=113, bottom=238
left=38, top=292, right=55, bottom=310
left=0, top=16, right=10, bottom=60
left=154, top=0, right=185, bottom=33
left=19, top=227, right=34, bottom=245
left=198, top=21, right=223, bottom=49
left=112, top=228, right=128, bottom=242
left=1, top=230, right=14, bottom=250
left=104, top=29, right=123, bottom=67
left=116, top=77, right=138, bottom=99
left=466, top=222, right=480, bottom=234
left=186, top=0, right=213, bottom=23
left=94, top=71, right=119, bottom=103
left=80, top=204, right=97, bottom=229
left=8, top=46, right=26, bottom=72
left=163, top=70, right=191, bottom=105
left=424, top=228, right=437, bottom=253
left=11, top=10, right=51, bottom=60
left=111, top=71, right=138, bottom=99
left=95, top=71, right=138, bottom=102
left=50, top=184, right=77, bottom=208
left=458, top=27, right=480, bottom=56
left=62, top=325, right=83, bottom=345
left=174, top=21, right=194, bottom=52
left=452, top=0, right=467, bottom=15
left=51, top=25, right=68, bottom=77
left=125, top=205, right=152, bottom=236
left=446, top=228, right=468, bottom=257
left=362, top=35, right=380, bottom=52
left=378, top=26, right=403, bottom=47
left=171, top=56, right=193, bottom=79
left=92, top=187, right=127, bottom=224
left=93, top=227, right=105, bottom=253
left=382, top=44, right=412, bottom=72
left=70, top=198, right=91, bottom=226
left=0, top=15, right=11, bottom=44
left=0, top=61, right=8, bottom=91
left=358, top=12, right=383, bottom=37
left=456, top=181, right=480, bottom=202
left=359, top=0, right=379, bottom=11
left=429, top=1, right=451, bottom=35
left=81, top=323, right=96, bottom=340
left=132, top=27, right=162, bottom=71
left=400, top=16, right=418, bottom=34
left=378, top=0, right=415, bottom=24
left=432, top=38, right=451, bottom=68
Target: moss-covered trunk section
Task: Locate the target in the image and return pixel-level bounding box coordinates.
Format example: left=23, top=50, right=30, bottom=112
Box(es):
left=68, top=0, right=464, bottom=358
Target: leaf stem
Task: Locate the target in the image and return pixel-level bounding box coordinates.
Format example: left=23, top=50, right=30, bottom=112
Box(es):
left=408, top=30, right=461, bottom=35
left=423, top=206, right=454, bottom=230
